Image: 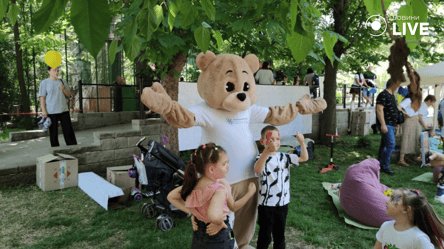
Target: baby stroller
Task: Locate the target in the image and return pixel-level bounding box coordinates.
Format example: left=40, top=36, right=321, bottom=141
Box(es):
left=129, top=137, right=186, bottom=231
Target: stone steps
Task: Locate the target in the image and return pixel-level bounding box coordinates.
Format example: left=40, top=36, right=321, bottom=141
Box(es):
left=0, top=118, right=163, bottom=186
left=8, top=111, right=140, bottom=142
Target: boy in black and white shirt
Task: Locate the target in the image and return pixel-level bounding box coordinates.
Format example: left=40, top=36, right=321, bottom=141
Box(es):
left=254, top=125, right=308, bottom=249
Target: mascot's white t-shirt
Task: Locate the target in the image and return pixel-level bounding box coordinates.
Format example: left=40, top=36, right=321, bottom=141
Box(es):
left=188, top=102, right=269, bottom=185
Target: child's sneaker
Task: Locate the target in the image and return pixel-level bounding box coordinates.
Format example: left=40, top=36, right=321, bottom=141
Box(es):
left=43, top=117, right=52, bottom=131
left=38, top=117, right=52, bottom=131
left=435, top=185, right=444, bottom=204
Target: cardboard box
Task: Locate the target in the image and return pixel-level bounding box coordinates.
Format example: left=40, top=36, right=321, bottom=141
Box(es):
left=352, top=110, right=375, bottom=124
left=351, top=122, right=370, bottom=136
left=107, top=165, right=136, bottom=188
left=78, top=172, right=124, bottom=210
left=36, top=153, right=78, bottom=191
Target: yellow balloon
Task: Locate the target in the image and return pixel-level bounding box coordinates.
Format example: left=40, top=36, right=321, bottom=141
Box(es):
left=45, top=51, right=62, bottom=68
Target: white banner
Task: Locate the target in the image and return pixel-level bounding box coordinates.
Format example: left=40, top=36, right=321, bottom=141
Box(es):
left=178, top=82, right=312, bottom=151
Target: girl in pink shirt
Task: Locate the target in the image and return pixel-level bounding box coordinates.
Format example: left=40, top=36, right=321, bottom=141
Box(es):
left=168, top=143, right=256, bottom=249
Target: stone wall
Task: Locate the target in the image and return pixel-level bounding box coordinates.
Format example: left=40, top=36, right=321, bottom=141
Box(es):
left=305, top=109, right=352, bottom=142
left=9, top=111, right=141, bottom=142
left=0, top=119, right=162, bottom=186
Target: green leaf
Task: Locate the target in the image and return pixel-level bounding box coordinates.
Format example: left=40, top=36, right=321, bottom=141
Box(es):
left=202, top=21, right=212, bottom=29
left=333, top=54, right=343, bottom=63
left=71, top=0, right=112, bottom=59
left=286, top=30, right=315, bottom=64
left=200, top=0, right=216, bottom=21
left=213, top=30, right=222, bottom=51
left=336, top=33, right=349, bottom=44
left=154, top=4, right=163, bottom=25
left=179, top=1, right=195, bottom=28
left=8, top=3, right=20, bottom=27
left=322, top=32, right=338, bottom=66
left=308, top=52, right=326, bottom=65
left=396, top=5, right=422, bottom=51
left=290, top=0, right=299, bottom=31
left=0, top=0, right=8, bottom=22
left=32, top=0, right=69, bottom=34
left=109, top=39, right=118, bottom=65
left=126, top=35, right=142, bottom=62
left=277, top=1, right=290, bottom=32
left=123, top=19, right=137, bottom=41
left=168, top=2, right=179, bottom=31
left=411, top=0, right=427, bottom=23
left=256, top=0, right=266, bottom=17
left=363, top=0, right=393, bottom=17
left=308, top=6, right=321, bottom=17
left=294, top=13, right=307, bottom=36
left=137, top=3, right=161, bottom=40
left=122, top=19, right=139, bottom=61
left=194, top=26, right=211, bottom=53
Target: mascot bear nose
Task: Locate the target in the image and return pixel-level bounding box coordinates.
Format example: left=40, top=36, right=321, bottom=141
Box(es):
left=237, top=93, right=246, bottom=102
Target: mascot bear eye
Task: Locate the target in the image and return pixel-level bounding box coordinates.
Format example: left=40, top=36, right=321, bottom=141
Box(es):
left=226, top=82, right=235, bottom=92
left=243, top=83, right=249, bottom=91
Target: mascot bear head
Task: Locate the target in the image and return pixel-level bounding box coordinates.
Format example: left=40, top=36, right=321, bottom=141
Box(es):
left=196, top=51, right=260, bottom=112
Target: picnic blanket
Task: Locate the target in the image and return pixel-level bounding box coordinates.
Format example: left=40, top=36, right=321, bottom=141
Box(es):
left=322, top=182, right=377, bottom=230
left=412, top=172, right=434, bottom=184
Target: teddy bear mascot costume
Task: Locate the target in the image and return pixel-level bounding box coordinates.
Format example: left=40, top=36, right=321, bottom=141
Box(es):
left=141, top=51, right=326, bottom=249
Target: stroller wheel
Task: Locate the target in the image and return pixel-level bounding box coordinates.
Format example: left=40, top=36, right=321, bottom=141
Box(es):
left=134, top=193, right=143, bottom=202
left=141, top=203, right=149, bottom=214
left=144, top=203, right=157, bottom=219
left=157, top=214, right=174, bottom=231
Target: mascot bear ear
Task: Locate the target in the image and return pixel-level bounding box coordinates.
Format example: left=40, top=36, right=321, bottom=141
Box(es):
left=243, top=54, right=260, bottom=74
left=196, top=51, right=217, bottom=71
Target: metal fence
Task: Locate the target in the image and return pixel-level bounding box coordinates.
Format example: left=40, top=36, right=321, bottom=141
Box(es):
left=336, top=85, right=376, bottom=109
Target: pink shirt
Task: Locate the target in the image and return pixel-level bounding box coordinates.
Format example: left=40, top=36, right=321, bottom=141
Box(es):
left=185, top=179, right=230, bottom=223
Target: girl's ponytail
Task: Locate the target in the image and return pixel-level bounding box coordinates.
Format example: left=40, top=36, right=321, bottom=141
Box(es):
left=180, top=161, right=198, bottom=201
left=179, top=143, right=227, bottom=201
left=403, top=189, right=444, bottom=248
left=423, top=202, right=444, bottom=248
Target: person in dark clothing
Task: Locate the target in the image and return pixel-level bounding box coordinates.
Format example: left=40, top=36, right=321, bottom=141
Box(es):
left=376, top=79, right=399, bottom=175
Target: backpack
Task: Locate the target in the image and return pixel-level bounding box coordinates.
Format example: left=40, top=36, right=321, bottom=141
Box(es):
left=312, top=74, right=319, bottom=86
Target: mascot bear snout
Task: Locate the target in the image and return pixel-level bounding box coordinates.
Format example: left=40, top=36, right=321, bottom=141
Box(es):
left=237, top=93, right=246, bottom=101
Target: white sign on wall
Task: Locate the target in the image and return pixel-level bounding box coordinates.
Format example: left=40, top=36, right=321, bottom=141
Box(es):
left=177, top=82, right=313, bottom=151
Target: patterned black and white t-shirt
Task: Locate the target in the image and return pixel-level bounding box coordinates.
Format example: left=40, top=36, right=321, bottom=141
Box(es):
left=255, top=152, right=299, bottom=207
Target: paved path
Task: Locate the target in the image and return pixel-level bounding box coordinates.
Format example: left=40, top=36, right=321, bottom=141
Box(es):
left=0, top=124, right=134, bottom=170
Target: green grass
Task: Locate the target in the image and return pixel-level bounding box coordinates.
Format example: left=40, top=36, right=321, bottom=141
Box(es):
left=0, top=127, right=40, bottom=142
left=1, top=134, right=443, bottom=248
left=0, top=127, right=24, bottom=141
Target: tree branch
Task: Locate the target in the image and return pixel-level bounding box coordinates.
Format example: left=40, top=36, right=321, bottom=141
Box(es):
left=381, top=0, right=395, bottom=41
left=341, top=7, right=367, bottom=53
left=343, top=0, right=364, bottom=35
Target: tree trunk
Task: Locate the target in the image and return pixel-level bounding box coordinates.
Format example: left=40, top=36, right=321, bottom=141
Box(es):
left=13, top=4, right=33, bottom=130
left=320, top=58, right=339, bottom=145
left=319, top=0, right=349, bottom=145
left=160, top=51, right=187, bottom=155
left=298, top=62, right=303, bottom=77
